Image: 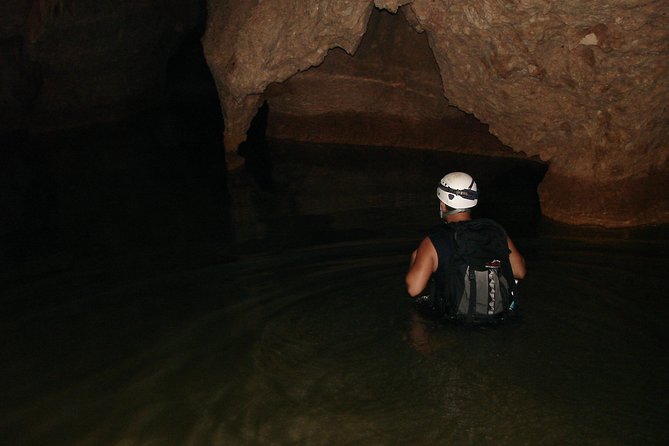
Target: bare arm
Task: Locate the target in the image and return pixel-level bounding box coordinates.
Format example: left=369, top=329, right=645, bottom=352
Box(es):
left=405, top=237, right=438, bottom=297
left=507, top=236, right=526, bottom=280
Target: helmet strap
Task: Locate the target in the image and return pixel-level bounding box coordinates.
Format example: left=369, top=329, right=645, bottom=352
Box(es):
left=440, top=207, right=468, bottom=219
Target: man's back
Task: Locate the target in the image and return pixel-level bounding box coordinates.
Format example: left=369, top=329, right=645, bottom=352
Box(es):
left=405, top=171, right=525, bottom=322
left=429, top=219, right=517, bottom=322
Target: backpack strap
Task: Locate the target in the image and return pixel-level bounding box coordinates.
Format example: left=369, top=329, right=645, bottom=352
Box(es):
left=429, top=224, right=452, bottom=264
left=428, top=224, right=455, bottom=316
left=467, top=266, right=476, bottom=323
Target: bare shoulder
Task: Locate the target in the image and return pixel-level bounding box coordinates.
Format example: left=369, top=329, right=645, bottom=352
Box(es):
left=416, top=236, right=438, bottom=270
left=507, top=236, right=519, bottom=252
left=406, top=236, right=439, bottom=296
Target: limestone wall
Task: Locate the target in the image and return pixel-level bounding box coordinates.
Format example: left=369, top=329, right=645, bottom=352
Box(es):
left=203, top=0, right=669, bottom=227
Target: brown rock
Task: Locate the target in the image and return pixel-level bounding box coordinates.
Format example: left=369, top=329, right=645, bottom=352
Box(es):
left=203, top=0, right=669, bottom=227
left=264, top=10, right=510, bottom=154
left=203, top=0, right=375, bottom=152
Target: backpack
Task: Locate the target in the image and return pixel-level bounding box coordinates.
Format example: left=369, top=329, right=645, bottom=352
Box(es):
left=440, top=219, right=517, bottom=323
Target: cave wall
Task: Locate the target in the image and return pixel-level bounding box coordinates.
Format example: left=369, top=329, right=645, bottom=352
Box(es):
left=203, top=0, right=669, bottom=227
left=264, top=9, right=515, bottom=155
left=0, top=0, right=203, bottom=133
left=202, top=0, right=376, bottom=170
left=3, top=1, right=665, bottom=228
left=265, top=9, right=521, bottom=158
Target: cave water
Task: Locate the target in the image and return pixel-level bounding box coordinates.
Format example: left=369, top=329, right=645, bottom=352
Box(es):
left=2, top=100, right=668, bottom=445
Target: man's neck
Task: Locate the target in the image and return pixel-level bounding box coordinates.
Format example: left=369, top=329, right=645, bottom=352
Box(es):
left=445, top=212, right=472, bottom=223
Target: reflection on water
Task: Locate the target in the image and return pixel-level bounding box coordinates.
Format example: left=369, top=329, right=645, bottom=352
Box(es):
left=2, top=233, right=668, bottom=445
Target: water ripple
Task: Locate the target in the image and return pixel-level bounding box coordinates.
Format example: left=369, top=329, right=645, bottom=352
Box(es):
left=2, top=237, right=668, bottom=445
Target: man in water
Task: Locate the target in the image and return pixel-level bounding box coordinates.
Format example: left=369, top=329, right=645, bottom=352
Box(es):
left=405, top=171, right=526, bottom=313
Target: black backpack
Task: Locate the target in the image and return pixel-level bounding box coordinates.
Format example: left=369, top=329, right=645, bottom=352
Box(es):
left=439, top=219, right=517, bottom=323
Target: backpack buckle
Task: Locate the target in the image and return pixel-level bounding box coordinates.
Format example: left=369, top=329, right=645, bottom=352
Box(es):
left=484, top=260, right=501, bottom=269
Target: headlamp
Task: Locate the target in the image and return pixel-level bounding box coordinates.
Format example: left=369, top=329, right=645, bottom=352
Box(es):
left=438, top=184, right=479, bottom=200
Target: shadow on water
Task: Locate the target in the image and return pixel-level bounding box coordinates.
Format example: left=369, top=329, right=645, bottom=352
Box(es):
left=2, top=31, right=669, bottom=446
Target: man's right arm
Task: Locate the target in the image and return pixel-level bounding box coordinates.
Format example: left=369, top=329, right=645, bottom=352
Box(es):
left=405, top=237, right=438, bottom=297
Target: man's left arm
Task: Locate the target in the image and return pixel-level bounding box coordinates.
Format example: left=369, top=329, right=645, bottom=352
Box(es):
left=507, top=237, right=526, bottom=280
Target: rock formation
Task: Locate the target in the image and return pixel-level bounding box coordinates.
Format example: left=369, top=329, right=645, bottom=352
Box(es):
left=203, top=0, right=669, bottom=227
left=202, top=0, right=376, bottom=170
left=265, top=9, right=516, bottom=158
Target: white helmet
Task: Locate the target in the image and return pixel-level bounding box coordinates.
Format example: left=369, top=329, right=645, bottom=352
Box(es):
left=437, top=172, right=478, bottom=209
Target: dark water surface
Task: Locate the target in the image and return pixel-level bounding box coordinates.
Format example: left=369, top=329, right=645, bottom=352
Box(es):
left=2, top=232, right=668, bottom=445
left=2, top=104, right=668, bottom=444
